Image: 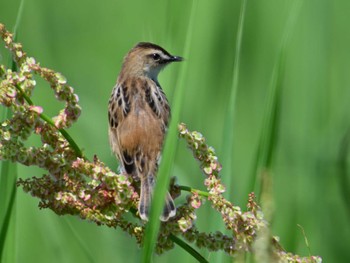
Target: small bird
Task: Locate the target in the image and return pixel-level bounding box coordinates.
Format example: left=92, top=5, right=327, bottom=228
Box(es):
left=108, top=42, right=183, bottom=221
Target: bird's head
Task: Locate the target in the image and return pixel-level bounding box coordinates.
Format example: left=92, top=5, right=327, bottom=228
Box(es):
left=121, top=42, right=183, bottom=81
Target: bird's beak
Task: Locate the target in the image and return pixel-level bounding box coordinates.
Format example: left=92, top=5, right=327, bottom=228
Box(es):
left=169, top=56, right=183, bottom=62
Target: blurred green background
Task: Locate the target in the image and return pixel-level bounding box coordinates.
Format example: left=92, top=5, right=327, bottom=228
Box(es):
left=1, top=0, right=350, bottom=262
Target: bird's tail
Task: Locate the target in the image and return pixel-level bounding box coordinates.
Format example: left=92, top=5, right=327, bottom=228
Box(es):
left=139, top=174, right=176, bottom=222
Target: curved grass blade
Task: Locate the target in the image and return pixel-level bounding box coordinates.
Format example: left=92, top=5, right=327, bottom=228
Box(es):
left=141, top=0, right=198, bottom=262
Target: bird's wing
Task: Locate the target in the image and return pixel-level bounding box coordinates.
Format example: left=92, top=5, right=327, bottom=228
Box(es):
left=108, top=82, right=134, bottom=174
left=144, top=82, right=170, bottom=132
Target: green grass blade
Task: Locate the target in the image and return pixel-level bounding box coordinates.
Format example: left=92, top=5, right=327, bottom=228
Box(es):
left=248, top=0, right=303, bottom=198
left=0, top=101, right=18, bottom=263
left=12, top=0, right=25, bottom=38
left=215, top=1, right=247, bottom=261
left=212, top=0, right=247, bottom=262
left=141, top=1, right=198, bottom=262
left=0, top=173, right=17, bottom=262
left=338, top=127, right=350, bottom=217
left=221, top=0, right=247, bottom=185
left=63, top=219, right=95, bottom=263
left=0, top=1, right=25, bottom=261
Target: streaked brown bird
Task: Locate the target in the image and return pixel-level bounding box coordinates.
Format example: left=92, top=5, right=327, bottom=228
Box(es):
left=108, top=42, right=183, bottom=221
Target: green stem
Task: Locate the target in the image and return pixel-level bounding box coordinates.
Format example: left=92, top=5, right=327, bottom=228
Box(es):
left=14, top=84, right=84, bottom=158
left=179, top=185, right=210, bottom=198
left=0, top=180, right=17, bottom=262
left=130, top=207, right=208, bottom=262
left=170, top=234, right=209, bottom=263
left=57, top=128, right=83, bottom=157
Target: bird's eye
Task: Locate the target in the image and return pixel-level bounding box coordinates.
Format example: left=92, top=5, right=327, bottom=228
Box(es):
left=152, top=53, right=161, bottom=61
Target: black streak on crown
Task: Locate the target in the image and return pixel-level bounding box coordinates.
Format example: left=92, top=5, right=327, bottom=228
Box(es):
left=134, top=42, right=172, bottom=57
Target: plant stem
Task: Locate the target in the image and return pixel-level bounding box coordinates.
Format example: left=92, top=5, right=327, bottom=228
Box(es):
left=0, top=181, right=17, bottom=262
left=170, top=234, right=209, bottom=263
left=179, top=185, right=210, bottom=198
left=14, top=84, right=84, bottom=158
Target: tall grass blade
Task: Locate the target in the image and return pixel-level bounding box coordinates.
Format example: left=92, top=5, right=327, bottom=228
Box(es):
left=141, top=0, right=198, bottom=262
left=215, top=1, right=247, bottom=262
left=248, top=0, right=303, bottom=198
left=222, top=0, right=247, bottom=187
left=338, top=127, right=350, bottom=217
left=0, top=176, right=17, bottom=262
left=0, top=1, right=25, bottom=261
left=12, top=0, right=25, bottom=36
left=63, top=219, right=95, bottom=263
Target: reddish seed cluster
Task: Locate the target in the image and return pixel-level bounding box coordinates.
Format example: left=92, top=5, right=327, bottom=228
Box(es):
left=177, top=123, right=321, bottom=261
left=0, top=23, right=140, bottom=240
